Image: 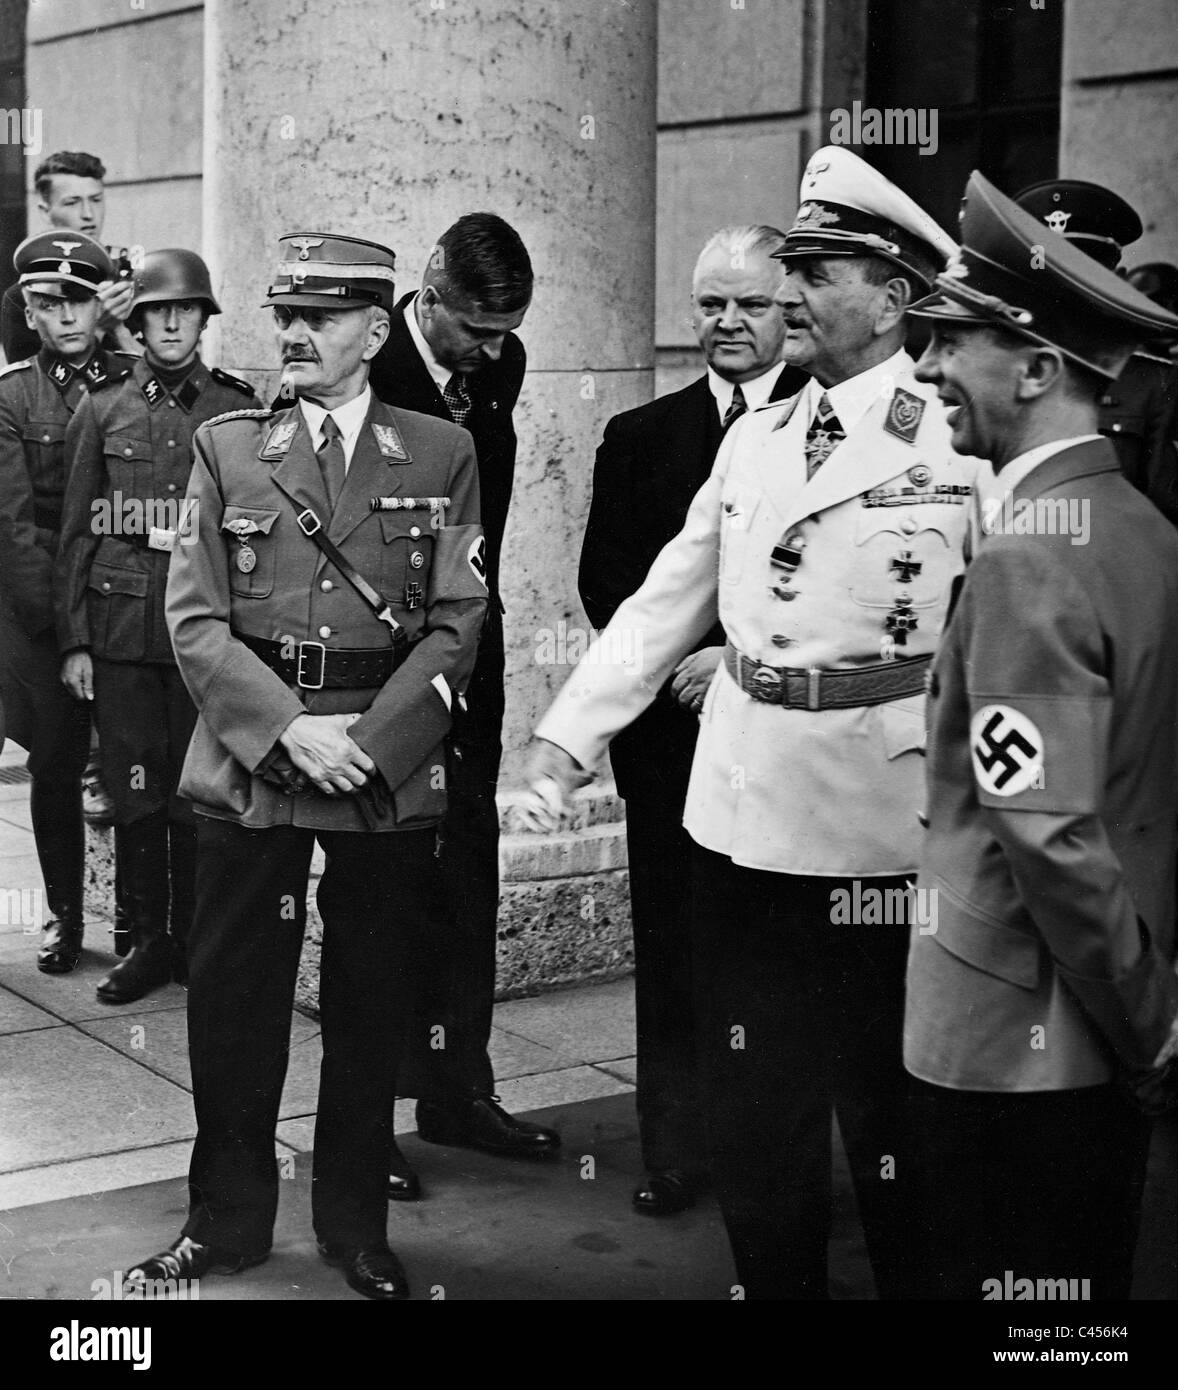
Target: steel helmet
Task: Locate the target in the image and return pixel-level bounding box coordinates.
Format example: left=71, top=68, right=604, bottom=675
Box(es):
left=133, top=248, right=221, bottom=314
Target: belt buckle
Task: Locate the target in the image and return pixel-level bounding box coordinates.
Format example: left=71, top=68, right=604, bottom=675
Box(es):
left=147, top=526, right=176, bottom=552
left=749, top=664, right=782, bottom=704
left=296, top=507, right=322, bottom=537
left=296, top=640, right=326, bottom=690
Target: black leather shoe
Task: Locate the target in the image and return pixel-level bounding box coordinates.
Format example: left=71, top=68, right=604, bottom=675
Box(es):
left=122, top=1235, right=268, bottom=1293
left=387, top=1139, right=421, bottom=1202
left=318, top=1243, right=409, bottom=1300
left=96, top=936, right=174, bottom=1005
left=36, top=917, right=83, bottom=974
left=416, top=1095, right=561, bottom=1159
left=632, top=1169, right=696, bottom=1216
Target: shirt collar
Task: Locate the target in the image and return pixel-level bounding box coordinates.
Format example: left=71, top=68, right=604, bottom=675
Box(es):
left=299, top=385, right=372, bottom=466
left=806, top=348, right=911, bottom=434
left=707, top=362, right=787, bottom=421
left=404, top=293, right=453, bottom=392
left=991, top=436, right=1104, bottom=495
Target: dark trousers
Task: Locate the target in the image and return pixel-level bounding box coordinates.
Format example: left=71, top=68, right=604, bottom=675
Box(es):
left=909, top=1079, right=1152, bottom=1300
left=0, top=620, right=89, bottom=918
left=91, top=658, right=198, bottom=826
left=182, top=816, right=439, bottom=1254
left=691, top=845, right=914, bottom=1300
left=396, top=635, right=504, bottom=1101
left=625, top=786, right=707, bottom=1177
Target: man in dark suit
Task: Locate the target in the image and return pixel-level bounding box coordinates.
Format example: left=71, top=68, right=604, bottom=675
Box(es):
left=578, top=224, right=804, bottom=1216
left=906, top=172, right=1178, bottom=1299
left=367, top=213, right=559, bottom=1196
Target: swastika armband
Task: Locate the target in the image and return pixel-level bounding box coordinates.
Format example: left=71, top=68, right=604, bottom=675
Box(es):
left=428, top=523, right=489, bottom=602
left=968, top=694, right=1110, bottom=814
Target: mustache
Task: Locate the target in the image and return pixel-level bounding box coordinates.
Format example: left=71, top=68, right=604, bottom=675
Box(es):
left=282, top=350, right=318, bottom=363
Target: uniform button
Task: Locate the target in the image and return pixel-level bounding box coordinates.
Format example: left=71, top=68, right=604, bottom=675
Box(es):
left=900, top=515, right=918, bottom=535
left=409, top=526, right=421, bottom=538
left=101, top=581, right=111, bottom=592
left=318, top=625, right=332, bottom=639
left=917, top=812, right=929, bottom=828
left=777, top=588, right=797, bottom=601
left=42, top=433, right=51, bottom=443
left=168, top=400, right=177, bottom=408
left=410, top=551, right=424, bottom=569
left=771, top=634, right=791, bottom=648
left=123, top=446, right=133, bottom=456
left=320, top=579, right=334, bottom=593
left=1112, top=422, right=1122, bottom=433
left=167, top=439, right=177, bottom=447
left=167, top=483, right=177, bottom=493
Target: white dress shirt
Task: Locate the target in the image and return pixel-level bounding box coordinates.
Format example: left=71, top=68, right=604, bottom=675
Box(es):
left=299, top=386, right=372, bottom=471
left=707, top=361, right=791, bottom=423
left=404, top=293, right=452, bottom=393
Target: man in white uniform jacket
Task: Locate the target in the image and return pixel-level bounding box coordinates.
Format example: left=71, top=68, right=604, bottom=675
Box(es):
left=527, top=148, right=987, bottom=1300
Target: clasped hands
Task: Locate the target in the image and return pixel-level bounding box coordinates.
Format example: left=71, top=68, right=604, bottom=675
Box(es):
left=279, top=712, right=373, bottom=797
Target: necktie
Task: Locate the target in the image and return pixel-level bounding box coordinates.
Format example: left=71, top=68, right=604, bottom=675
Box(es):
left=317, top=413, right=345, bottom=510
left=804, top=392, right=845, bottom=480
left=442, top=373, right=473, bottom=427
left=722, top=383, right=747, bottom=431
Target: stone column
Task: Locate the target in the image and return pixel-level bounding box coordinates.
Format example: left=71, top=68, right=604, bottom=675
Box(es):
left=202, top=0, right=657, bottom=1002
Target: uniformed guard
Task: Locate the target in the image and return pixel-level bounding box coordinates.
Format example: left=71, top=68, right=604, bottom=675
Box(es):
left=905, top=171, right=1178, bottom=1300
left=0, top=230, right=135, bottom=975
left=56, top=249, right=261, bottom=1005
left=122, top=232, right=487, bottom=1301
left=1013, top=178, right=1178, bottom=525
left=524, top=147, right=986, bottom=1299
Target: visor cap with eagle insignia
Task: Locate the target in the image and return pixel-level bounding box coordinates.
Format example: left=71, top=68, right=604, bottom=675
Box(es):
left=1012, top=179, right=1141, bottom=272
left=263, top=233, right=397, bottom=314
left=14, top=228, right=114, bottom=297
left=775, top=145, right=957, bottom=291
left=909, top=171, right=1178, bottom=379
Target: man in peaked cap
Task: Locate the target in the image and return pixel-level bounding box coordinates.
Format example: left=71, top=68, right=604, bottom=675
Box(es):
left=56, top=248, right=261, bottom=1007
left=523, top=147, right=986, bottom=1299
left=1014, top=178, right=1178, bottom=526
left=905, top=171, right=1178, bottom=1299
left=122, top=233, right=488, bottom=1300
left=0, top=230, right=137, bottom=977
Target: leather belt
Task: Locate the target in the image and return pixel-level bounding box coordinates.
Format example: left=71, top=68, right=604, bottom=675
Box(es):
left=122, top=528, right=178, bottom=552
left=724, top=643, right=930, bottom=710
left=234, top=630, right=406, bottom=691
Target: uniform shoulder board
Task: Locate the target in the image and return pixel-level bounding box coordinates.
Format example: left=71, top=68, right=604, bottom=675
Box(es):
left=114, top=350, right=139, bottom=360
left=204, top=407, right=272, bottom=428
left=0, top=358, right=33, bottom=379
left=211, top=366, right=257, bottom=397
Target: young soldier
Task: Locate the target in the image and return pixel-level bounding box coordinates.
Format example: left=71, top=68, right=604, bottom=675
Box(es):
left=0, top=231, right=135, bottom=973
left=57, top=250, right=260, bottom=1003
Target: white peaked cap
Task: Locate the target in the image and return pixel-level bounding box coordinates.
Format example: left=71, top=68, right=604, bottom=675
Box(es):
left=775, top=145, right=957, bottom=288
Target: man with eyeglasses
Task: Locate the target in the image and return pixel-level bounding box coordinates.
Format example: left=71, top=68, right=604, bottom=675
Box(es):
left=122, top=232, right=487, bottom=1301
left=0, top=231, right=137, bottom=975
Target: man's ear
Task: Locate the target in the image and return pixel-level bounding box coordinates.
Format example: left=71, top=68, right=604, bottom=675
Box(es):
left=875, top=276, right=911, bottom=336
left=36, top=200, right=49, bottom=222
left=1016, top=346, right=1066, bottom=401
left=24, top=302, right=36, bottom=330
left=362, top=311, right=391, bottom=360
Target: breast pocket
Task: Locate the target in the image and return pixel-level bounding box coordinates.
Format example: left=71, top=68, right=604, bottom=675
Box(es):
left=719, top=486, right=761, bottom=586
left=850, top=502, right=961, bottom=611
left=102, top=433, right=155, bottom=498
left=377, top=511, right=436, bottom=608
left=23, top=420, right=67, bottom=499
left=222, top=505, right=281, bottom=599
